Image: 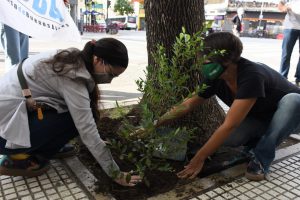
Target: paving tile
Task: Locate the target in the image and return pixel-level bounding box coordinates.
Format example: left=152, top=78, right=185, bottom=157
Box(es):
left=74, top=192, right=87, bottom=199
left=214, top=196, right=226, bottom=200
left=3, top=188, right=15, bottom=195
left=60, top=190, right=72, bottom=198
left=189, top=153, right=300, bottom=200
left=287, top=180, right=298, bottom=187
left=273, top=186, right=285, bottom=194
left=220, top=192, right=234, bottom=199
left=47, top=193, right=61, bottom=200
left=205, top=190, right=218, bottom=198
left=45, top=188, right=57, bottom=195
left=229, top=189, right=241, bottom=196
left=212, top=187, right=224, bottom=194
left=37, top=197, right=48, bottom=200
left=236, top=194, right=250, bottom=200
left=241, top=183, right=254, bottom=190
left=33, top=191, right=45, bottom=199
left=290, top=188, right=300, bottom=196
left=283, top=191, right=297, bottom=199
left=33, top=186, right=43, bottom=192
left=0, top=159, right=89, bottom=200
left=264, top=182, right=276, bottom=188
left=260, top=192, right=273, bottom=200
left=266, top=189, right=279, bottom=197
left=20, top=196, right=33, bottom=200
left=244, top=191, right=257, bottom=198
left=196, top=194, right=210, bottom=200
left=5, top=193, right=17, bottom=200
left=18, top=189, right=30, bottom=196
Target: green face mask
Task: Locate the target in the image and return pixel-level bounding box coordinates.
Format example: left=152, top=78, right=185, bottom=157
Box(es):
left=202, top=62, right=224, bottom=80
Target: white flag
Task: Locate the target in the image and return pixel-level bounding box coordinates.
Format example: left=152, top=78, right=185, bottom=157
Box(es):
left=0, top=0, right=81, bottom=42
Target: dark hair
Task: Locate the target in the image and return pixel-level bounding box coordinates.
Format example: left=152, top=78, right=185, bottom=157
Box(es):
left=81, top=37, right=129, bottom=73
left=203, top=32, right=243, bottom=64
left=43, top=38, right=128, bottom=122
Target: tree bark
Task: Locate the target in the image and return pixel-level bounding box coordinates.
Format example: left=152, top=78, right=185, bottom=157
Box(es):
left=144, top=0, right=225, bottom=146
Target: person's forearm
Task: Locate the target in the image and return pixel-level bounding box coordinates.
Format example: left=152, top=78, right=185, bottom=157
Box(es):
left=194, top=124, right=235, bottom=161
left=156, top=104, right=191, bottom=127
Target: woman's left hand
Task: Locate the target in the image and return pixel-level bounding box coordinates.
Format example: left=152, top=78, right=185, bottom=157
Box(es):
left=177, top=155, right=205, bottom=179
left=114, top=172, right=142, bottom=187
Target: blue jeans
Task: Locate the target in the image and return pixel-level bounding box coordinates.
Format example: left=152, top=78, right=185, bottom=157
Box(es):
left=224, top=93, right=300, bottom=172
left=0, top=24, right=29, bottom=70
left=279, top=29, right=300, bottom=80
left=0, top=110, right=79, bottom=159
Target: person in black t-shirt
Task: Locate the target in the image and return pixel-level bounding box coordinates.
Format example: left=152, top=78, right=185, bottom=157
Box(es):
left=147, top=32, right=300, bottom=181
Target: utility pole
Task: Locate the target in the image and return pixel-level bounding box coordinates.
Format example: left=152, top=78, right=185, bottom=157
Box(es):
left=69, top=0, right=78, bottom=25
left=258, top=2, right=264, bottom=29
left=107, top=0, right=111, bottom=20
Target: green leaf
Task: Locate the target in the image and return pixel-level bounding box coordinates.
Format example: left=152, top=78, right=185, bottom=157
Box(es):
left=126, top=173, right=131, bottom=183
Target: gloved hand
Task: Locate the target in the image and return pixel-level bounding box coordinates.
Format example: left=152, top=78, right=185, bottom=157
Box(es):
left=114, top=172, right=142, bottom=186
left=129, top=127, right=148, bottom=139
left=129, top=120, right=158, bottom=139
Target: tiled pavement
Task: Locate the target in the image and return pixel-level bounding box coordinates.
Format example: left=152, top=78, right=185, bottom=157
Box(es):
left=0, top=158, right=91, bottom=200
left=4, top=150, right=300, bottom=200
left=193, top=154, right=300, bottom=200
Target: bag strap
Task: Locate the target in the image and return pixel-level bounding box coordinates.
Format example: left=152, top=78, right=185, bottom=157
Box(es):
left=17, top=59, right=44, bottom=120
left=17, top=58, right=32, bottom=98
left=17, top=59, right=39, bottom=112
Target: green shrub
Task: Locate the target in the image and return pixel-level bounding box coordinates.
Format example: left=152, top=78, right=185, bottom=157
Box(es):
left=108, top=28, right=223, bottom=185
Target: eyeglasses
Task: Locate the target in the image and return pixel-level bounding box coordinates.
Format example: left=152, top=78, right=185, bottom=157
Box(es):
left=103, top=61, right=118, bottom=78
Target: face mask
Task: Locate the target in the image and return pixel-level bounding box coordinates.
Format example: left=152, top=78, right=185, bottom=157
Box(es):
left=92, top=73, right=114, bottom=84
left=202, top=62, right=224, bottom=80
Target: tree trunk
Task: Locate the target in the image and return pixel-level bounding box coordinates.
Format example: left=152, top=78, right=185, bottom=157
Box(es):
left=144, top=0, right=225, bottom=146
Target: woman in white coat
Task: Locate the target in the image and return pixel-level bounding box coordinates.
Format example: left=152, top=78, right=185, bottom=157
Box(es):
left=0, top=38, right=141, bottom=186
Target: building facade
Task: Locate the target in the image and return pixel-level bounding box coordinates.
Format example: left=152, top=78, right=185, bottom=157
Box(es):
left=205, top=0, right=285, bottom=38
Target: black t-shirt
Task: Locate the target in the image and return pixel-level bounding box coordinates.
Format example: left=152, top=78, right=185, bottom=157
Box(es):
left=198, top=57, right=300, bottom=119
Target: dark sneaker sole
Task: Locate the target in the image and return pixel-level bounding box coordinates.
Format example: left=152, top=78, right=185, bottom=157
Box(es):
left=0, top=164, right=50, bottom=178
left=245, top=171, right=265, bottom=181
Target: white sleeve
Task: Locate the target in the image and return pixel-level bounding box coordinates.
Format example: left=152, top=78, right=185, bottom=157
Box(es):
left=57, top=76, right=120, bottom=177
left=290, top=2, right=300, bottom=15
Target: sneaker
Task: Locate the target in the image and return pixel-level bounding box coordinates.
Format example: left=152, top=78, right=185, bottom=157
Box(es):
left=0, top=155, right=49, bottom=177
left=53, top=143, right=77, bottom=159
left=245, top=159, right=265, bottom=181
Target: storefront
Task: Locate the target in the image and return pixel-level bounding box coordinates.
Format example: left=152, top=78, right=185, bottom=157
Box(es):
left=226, top=11, right=285, bottom=38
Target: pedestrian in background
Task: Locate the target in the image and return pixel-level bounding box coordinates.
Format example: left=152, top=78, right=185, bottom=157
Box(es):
left=278, top=0, right=300, bottom=86
left=0, top=37, right=141, bottom=186
left=0, top=0, right=70, bottom=72
left=0, top=24, right=29, bottom=71
left=232, top=7, right=244, bottom=37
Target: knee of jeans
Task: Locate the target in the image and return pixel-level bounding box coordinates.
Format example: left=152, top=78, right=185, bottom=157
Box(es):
left=279, top=93, right=300, bottom=111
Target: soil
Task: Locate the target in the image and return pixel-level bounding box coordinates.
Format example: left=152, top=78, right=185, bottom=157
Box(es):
left=76, top=106, right=299, bottom=200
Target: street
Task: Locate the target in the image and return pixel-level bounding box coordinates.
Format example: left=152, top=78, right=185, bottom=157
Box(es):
left=0, top=30, right=299, bottom=108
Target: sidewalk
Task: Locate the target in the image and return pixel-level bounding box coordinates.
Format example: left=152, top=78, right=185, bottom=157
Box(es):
left=0, top=158, right=91, bottom=200
left=2, top=139, right=300, bottom=200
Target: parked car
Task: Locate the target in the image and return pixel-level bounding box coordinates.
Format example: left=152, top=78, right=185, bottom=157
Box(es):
left=96, top=19, right=107, bottom=32
left=106, top=21, right=119, bottom=34
left=111, top=21, right=125, bottom=30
